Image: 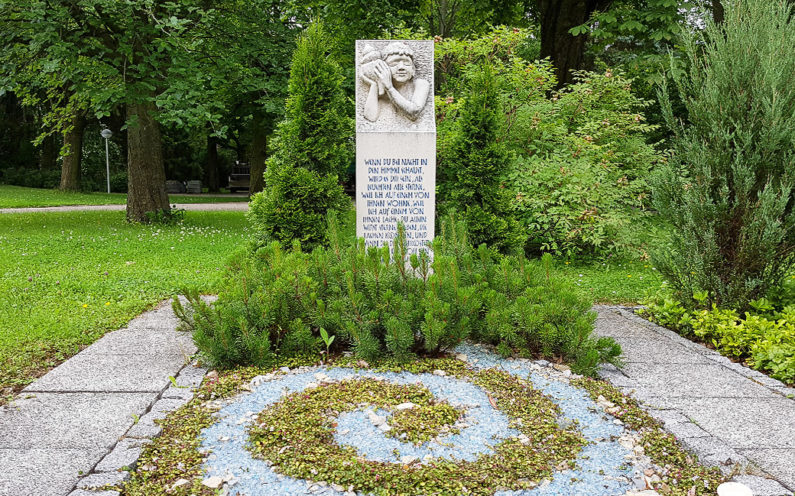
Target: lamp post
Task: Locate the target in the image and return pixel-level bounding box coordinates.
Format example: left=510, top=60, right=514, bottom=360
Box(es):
left=100, top=128, right=112, bottom=193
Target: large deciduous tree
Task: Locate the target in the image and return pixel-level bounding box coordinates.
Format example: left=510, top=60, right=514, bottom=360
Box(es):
left=537, top=0, right=612, bottom=87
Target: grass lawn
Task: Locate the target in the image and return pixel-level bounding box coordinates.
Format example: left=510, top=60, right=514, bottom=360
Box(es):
left=0, top=184, right=249, bottom=208
left=0, top=210, right=250, bottom=404
left=555, top=257, right=663, bottom=305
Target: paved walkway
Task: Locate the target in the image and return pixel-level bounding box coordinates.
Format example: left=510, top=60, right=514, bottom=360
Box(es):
left=0, top=304, right=792, bottom=495
left=0, top=202, right=248, bottom=214
left=595, top=306, right=795, bottom=495
left=0, top=301, right=207, bottom=496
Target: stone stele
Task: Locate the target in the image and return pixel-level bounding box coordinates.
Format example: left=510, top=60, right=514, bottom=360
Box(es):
left=355, top=40, right=436, bottom=256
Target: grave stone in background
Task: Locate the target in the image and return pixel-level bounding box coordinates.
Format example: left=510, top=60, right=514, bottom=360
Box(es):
left=355, top=40, right=435, bottom=256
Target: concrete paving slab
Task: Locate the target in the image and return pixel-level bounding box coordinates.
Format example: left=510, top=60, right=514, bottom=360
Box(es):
left=0, top=393, right=153, bottom=449
left=68, top=490, right=120, bottom=496
left=76, top=471, right=129, bottom=490
left=161, top=385, right=195, bottom=401
left=79, top=328, right=195, bottom=357
left=737, top=449, right=795, bottom=491
left=0, top=448, right=99, bottom=496
left=126, top=398, right=187, bottom=439
left=125, top=303, right=183, bottom=331
left=678, top=436, right=748, bottom=472
left=593, top=308, right=662, bottom=339
left=611, top=337, right=711, bottom=364
left=730, top=475, right=793, bottom=496
left=173, top=363, right=208, bottom=388
left=666, top=397, right=795, bottom=449
left=620, top=362, right=775, bottom=398
left=94, top=438, right=150, bottom=472
left=24, top=352, right=186, bottom=393
left=665, top=421, right=712, bottom=440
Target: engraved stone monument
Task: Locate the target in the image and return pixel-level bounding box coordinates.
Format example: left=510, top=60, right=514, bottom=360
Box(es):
left=355, top=40, right=435, bottom=256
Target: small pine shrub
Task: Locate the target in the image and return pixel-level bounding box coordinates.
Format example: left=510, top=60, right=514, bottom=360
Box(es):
left=651, top=0, right=795, bottom=310
left=177, top=214, right=621, bottom=376
left=247, top=22, right=353, bottom=250
left=438, top=63, right=524, bottom=254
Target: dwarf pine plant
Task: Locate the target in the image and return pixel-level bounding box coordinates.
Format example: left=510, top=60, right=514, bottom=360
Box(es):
left=176, top=213, right=621, bottom=375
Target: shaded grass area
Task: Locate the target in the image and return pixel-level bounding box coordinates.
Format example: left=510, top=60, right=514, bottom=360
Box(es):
left=0, top=185, right=249, bottom=208
left=554, top=257, right=663, bottom=305
left=0, top=210, right=249, bottom=403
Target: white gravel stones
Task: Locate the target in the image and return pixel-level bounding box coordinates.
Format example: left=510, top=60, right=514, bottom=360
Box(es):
left=170, top=478, right=191, bottom=490
left=395, top=402, right=417, bottom=410
left=717, top=482, right=754, bottom=496
left=202, top=475, right=224, bottom=489
left=432, top=369, right=447, bottom=376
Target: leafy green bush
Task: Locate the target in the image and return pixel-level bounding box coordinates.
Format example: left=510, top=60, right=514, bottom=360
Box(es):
left=639, top=295, right=795, bottom=385
left=434, top=29, right=661, bottom=256
left=651, top=0, right=795, bottom=310
left=175, top=214, right=621, bottom=375
left=508, top=70, right=659, bottom=256
left=0, top=167, right=61, bottom=189
left=247, top=22, right=353, bottom=250
left=438, top=63, right=524, bottom=253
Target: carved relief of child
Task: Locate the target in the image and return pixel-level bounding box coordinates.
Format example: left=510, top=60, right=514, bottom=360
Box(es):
left=360, top=42, right=430, bottom=123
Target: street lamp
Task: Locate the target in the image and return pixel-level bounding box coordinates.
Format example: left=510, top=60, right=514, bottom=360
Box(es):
left=100, top=128, right=113, bottom=193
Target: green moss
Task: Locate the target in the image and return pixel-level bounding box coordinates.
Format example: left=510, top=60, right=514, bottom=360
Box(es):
left=573, top=377, right=725, bottom=495
left=247, top=364, right=584, bottom=496
left=387, top=402, right=461, bottom=445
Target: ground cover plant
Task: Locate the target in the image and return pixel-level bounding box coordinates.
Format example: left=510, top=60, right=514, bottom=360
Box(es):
left=638, top=293, right=795, bottom=385
left=0, top=185, right=248, bottom=208
left=0, top=210, right=249, bottom=403
left=122, top=351, right=725, bottom=496
left=175, top=214, right=622, bottom=377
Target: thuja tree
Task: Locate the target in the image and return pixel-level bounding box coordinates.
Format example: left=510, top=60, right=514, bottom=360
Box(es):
left=439, top=64, right=524, bottom=253
left=652, top=0, right=795, bottom=310
left=248, top=22, right=352, bottom=249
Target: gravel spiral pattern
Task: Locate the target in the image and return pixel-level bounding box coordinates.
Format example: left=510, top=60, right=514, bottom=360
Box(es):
left=200, top=344, right=635, bottom=495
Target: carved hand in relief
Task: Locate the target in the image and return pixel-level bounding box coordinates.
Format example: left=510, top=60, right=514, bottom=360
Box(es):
left=373, top=60, right=393, bottom=90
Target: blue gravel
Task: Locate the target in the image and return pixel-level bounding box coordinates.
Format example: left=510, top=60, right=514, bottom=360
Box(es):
left=199, top=344, right=635, bottom=496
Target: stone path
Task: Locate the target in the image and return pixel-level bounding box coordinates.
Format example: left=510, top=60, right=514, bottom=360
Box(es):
left=0, top=303, right=792, bottom=495
left=0, top=301, right=207, bottom=496
left=0, top=202, right=248, bottom=214
left=595, top=306, right=795, bottom=495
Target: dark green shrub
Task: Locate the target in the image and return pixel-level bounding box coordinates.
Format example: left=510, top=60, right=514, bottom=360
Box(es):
left=438, top=63, right=524, bottom=253
left=651, top=0, right=795, bottom=310
left=0, top=167, right=61, bottom=188
left=247, top=22, right=353, bottom=250
left=177, top=214, right=621, bottom=376
left=248, top=165, right=349, bottom=248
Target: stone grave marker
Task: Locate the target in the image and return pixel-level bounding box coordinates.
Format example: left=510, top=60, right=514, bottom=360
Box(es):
left=355, top=40, right=435, bottom=256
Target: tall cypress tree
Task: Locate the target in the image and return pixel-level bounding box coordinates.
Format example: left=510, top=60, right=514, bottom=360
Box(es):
left=441, top=63, right=524, bottom=253
left=248, top=22, right=352, bottom=249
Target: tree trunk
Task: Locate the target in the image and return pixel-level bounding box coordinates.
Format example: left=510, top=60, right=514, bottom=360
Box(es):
left=539, top=0, right=611, bottom=89
left=205, top=134, right=220, bottom=193
left=248, top=127, right=267, bottom=195
left=126, top=101, right=169, bottom=222
left=712, top=0, right=724, bottom=24
left=40, top=133, right=58, bottom=170
left=59, top=113, right=85, bottom=191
